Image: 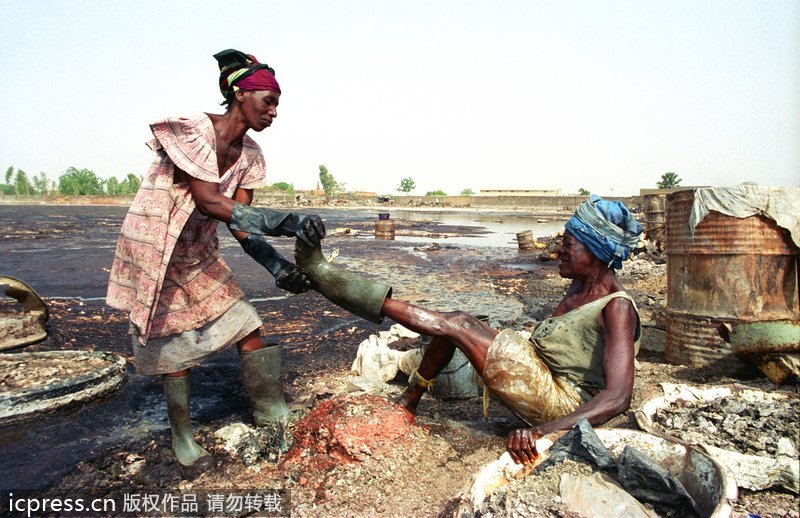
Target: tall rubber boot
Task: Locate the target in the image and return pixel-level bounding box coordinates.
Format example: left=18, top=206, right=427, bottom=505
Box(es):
left=294, top=240, right=393, bottom=323
left=240, top=345, right=290, bottom=426
left=163, top=375, right=213, bottom=469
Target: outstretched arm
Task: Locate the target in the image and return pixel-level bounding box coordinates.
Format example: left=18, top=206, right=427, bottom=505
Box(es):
left=507, top=297, right=637, bottom=464
left=225, top=187, right=310, bottom=294
left=184, top=172, right=325, bottom=246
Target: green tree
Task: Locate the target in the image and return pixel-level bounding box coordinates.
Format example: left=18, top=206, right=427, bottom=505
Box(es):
left=106, top=176, right=120, bottom=195
left=125, top=173, right=142, bottom=194
left=425, top=189, right=447, bottom=196
left=657, top=172, right=681, bottom=189
left=32, top=172, right=48, bottom=195
left=459, top=188, right=475, bottom=196
left=578, top=187, right=590, bottom=196
left=14, top=169, right=33, bottom=195
left=116, top=174, right=142, bottom=195
left=58, top=167, right=104, bottom=195
left=2, top=166, right=15, bottom=194
left=397, top=177, right=416, bottom=193
left=271, top=181, right=295, bottom=196
left=116, top=176, right=130, bottom=194
left=318, top=165, right=343, bottom=200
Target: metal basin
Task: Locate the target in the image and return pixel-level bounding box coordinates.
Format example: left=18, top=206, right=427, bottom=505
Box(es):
left=0, top=276, right=49, bottom=351
left=0, top=350, right=126, bottom=424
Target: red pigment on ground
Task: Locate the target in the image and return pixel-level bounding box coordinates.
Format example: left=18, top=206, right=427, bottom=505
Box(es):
left=285, top=394, right=415, bottom=467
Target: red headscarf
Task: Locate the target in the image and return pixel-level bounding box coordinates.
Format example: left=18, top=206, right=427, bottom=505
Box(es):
left=213, top=49, right=281, bottom=100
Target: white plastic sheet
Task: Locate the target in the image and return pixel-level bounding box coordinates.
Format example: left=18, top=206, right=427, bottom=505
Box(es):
left=689, top=185, right=800, bottom=247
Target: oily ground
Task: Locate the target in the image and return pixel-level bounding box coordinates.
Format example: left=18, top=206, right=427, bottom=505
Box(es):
left=1, top=209, right=797, bottom=518
left=34, top=250, right=798, bottom=517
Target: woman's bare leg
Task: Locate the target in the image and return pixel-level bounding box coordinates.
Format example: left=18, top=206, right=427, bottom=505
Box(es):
left=382, top=298, right=498, bottom=412
left=395, top=336, right=455, bottom=411
left=382, top=298, right=497, bottom=372
left=237, top=329, right=263, bottom=353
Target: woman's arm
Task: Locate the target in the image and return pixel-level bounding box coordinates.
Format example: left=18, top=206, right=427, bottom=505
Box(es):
left=183, top=171, right=325, bottom=246
left=224, top=186, right=310, bottom=293
left=186, top=172, right=239, bottom=222
left=227, top=186, right=254, bottom=241
left=507, top=297, right=637, bottom=464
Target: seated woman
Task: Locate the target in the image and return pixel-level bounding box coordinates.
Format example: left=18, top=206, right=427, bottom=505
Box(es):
left=294, top=196, right=643, bottom=465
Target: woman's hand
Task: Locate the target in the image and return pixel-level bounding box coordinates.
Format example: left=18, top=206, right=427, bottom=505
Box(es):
left=507, top=427, right=542, bottom=464
left=274, top=268, right=311, bottom=294
left=237, top=234, right=310, bottom=293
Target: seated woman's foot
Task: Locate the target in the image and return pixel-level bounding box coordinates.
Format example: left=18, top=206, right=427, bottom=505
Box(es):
left=394, top=387, right=424, bottom=414
left=293, top=239, right=392, bottom=324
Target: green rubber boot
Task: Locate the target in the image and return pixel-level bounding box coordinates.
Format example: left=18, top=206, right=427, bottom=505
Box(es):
left=163, top=375, right=213, bottom=469
left=240, top=345, right=291, bottom=426
left=294, top=240, right=393, bottom=323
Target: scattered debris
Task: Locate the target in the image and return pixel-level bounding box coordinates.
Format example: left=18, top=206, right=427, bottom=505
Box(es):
left=654, top=391, right=799, bottom=457
left=535, top=233, right=562, bottom=262
left=330, top=227, right=358, bottom=237
left=413, top=243, right=441, bottom=252
left=474, top=458, right=593, bottom=516
left=637, top=383, right=800, bottom=493
left=214, top=420, right=291, bottom=467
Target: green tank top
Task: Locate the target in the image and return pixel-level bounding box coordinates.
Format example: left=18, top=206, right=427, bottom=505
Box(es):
left=531, top=291, right=641, bottom=400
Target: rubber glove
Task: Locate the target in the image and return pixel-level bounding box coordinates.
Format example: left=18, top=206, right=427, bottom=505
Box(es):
left=240, top=234, right=310, bottom=294
left=230, top=203, right=325, bottom=248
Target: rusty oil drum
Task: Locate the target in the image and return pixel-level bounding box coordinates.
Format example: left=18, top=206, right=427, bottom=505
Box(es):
left=664, top=190, right=800, bottom=370
left=516, top=230, right=535, bottom=250
left=375, top=217, right=396, bottom=240
left=643, top=194, right=666, bottom=242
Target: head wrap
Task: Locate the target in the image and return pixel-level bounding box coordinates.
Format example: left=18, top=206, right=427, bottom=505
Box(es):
left=213, top=49, right=281, bottom=102
left=564, top=195, right=642, bottom=269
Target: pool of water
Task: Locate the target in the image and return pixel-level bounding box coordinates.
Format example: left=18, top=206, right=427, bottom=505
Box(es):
left=320, top=208, right=568, bottom=247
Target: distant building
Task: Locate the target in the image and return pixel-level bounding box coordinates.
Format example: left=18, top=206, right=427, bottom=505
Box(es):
left=479, top=188, right=564, bottom=197
left=639, top=186, right=708, bottom=196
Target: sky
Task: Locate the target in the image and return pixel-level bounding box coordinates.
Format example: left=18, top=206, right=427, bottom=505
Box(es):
left=1, top=0, right=798, bottom=197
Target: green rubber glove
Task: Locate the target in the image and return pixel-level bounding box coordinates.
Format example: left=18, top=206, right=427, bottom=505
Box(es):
left=240, top=235, right=310, bottom=294
left=230, top=203, right=326, bottom=248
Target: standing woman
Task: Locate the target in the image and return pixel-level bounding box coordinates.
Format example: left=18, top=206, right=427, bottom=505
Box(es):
left=107, top=49, right=325, bottom=469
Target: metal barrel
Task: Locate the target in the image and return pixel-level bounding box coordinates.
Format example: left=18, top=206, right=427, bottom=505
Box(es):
left=516, top=230, right=535, bottom=250
left=664, top=189, right=800, bottom=370
left=375, top=218, right=396, bottom=240
left=644, top=194, right=666, bottom=242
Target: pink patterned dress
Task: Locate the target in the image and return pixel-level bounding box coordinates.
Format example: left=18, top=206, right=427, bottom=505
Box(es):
left=107, top=113, right=267, bottom=374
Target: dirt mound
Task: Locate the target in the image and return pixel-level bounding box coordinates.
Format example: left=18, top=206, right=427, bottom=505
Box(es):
left=286, top=394, right=415, bottom=468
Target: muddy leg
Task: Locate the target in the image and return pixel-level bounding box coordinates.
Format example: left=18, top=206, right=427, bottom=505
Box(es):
left=382, top=298, right=496, bottom=372
left=382, top=298, right=498, bottom=413
left=396, top=336, right=456, bottom=412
